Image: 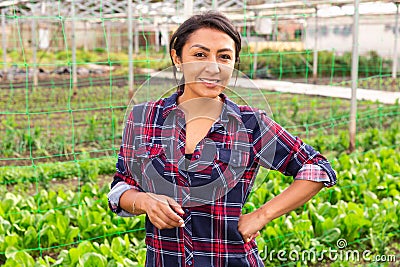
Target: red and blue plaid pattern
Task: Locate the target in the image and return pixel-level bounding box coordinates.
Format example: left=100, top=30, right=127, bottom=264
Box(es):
left=108, top=90, right=336, bottom=267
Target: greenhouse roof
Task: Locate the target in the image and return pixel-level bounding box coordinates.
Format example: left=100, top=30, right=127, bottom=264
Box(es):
left=0, top=0, right=399, bottom=24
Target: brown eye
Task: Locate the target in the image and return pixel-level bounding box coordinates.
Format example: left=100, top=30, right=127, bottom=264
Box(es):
left=220, top=54, right=232, bottom=60
left=194, top=52, right=206, bottom=58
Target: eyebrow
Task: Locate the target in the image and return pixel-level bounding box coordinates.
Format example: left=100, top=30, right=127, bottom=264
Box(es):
left=190, top=44, right=234, bottom=53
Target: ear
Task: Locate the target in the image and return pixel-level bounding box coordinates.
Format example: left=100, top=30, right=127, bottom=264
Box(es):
left=170, top=49, right=181, bottom=67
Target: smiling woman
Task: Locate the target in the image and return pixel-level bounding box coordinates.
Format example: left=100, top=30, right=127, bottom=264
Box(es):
left=170, top=27, right=236, bottom=101
left=107, top=11, right=337, bottom=267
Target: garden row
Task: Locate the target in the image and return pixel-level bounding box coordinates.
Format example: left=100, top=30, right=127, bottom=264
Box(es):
left=0, top=144, right=399, bottom=266
left=0, top=119, right=399, bottom=187
left=1, top=82, right=399, bottom=165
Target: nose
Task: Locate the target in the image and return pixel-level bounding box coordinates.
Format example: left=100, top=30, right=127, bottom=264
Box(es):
left=204, top=58, right=220, bottom=74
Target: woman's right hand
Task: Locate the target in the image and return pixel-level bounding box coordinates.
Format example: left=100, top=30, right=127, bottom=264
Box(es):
left=138, top=193, right=186, bottom=229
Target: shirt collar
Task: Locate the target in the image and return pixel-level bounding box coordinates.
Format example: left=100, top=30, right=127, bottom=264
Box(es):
left=162, top=90, right=182, bottom=119
left=162, top=90, right=243, bottom=123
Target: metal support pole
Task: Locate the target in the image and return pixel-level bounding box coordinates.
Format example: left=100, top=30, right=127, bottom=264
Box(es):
left=71, top=0, right=77, bottom=95
left=253, top=12, right=259, bottom=79
left=164, top=27, right=170, bottom=53
left=154, top=21, right=159, bottom=53
left=2, top=9, right=7, bottom=73
left=184, top=0, right=194, bottom=19
left=253, top=38, right=258, bottom=79
left=273, top=14, right=278, bottom=41
left=107, top=20, right=111, bottom=52
left=32, top=7, right=38, bottom=87
left=83, top=21, right=88, bottom=51
left=212, top=0, right=218, bottom=10
left=313, top=8, right=318, bottom=82
left=128, top=0, right=134, bottom=99
left=392, top=3, right=399, bottom=79
left=134, top=23, right=139, bottom=54
left=349, top=0, right=360, bottom=153
left=117, top=23, right=121, bottom=52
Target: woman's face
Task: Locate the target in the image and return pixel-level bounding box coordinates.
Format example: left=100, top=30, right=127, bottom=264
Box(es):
left=171, top=27, right=236, bottom=102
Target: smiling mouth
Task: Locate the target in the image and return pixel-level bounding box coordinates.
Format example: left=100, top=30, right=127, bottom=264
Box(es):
left=199, top=78, right=221, bottom=84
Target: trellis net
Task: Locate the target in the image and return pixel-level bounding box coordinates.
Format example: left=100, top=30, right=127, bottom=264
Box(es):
left=0, top=0, right=399, bottom=266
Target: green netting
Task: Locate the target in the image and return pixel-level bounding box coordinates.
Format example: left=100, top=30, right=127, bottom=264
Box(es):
left=1, top=1, right=399, bottom=266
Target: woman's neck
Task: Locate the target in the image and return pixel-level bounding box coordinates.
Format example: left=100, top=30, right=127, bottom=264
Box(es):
left=177, top=95, right=224, bottom=122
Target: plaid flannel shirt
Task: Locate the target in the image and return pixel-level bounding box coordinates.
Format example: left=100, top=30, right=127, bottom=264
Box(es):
left=108, top=90, right=336, bottom=267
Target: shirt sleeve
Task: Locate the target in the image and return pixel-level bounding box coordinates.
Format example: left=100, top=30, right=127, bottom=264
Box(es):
left=253, top=110, right=337, bottom=187
left=108, top=179, right=136, bottom=217
left=294, top=164, right=332, bottom=184
left=108, top=105, right=148, bottom=216
left=107, top=147, right=144, bottom=216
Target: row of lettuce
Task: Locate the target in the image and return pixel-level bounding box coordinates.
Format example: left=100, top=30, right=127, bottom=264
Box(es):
left=1, top=137, right=399, bottom=265
left=0, top=117, right=398, bottom=185
left=1, top=64, right=399, bottom=162
left=1, top=99, right=398, bottom=170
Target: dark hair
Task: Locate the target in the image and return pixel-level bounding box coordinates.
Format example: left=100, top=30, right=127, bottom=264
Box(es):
left=169, top=11, right=241, bottom=68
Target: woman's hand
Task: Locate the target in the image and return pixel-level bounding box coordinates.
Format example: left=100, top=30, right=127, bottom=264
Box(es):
left=138, top=193, right=186, bottom=230
left=238, top=212, right=264, bottom=243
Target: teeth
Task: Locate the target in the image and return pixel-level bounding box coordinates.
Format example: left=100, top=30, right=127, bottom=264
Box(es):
left=200, top=78, right=219, bottom=83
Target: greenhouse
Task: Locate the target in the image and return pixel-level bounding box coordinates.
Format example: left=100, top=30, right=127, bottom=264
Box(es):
left=0, top=0, right=399, bottom=266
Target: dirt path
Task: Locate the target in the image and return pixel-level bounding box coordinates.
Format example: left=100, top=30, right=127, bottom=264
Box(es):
left=153, top=71, right=400, bottom=104
left=233, top=78, right=400, bottom=104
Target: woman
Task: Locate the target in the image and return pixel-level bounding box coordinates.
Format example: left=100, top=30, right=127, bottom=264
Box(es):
left=108, top=11, right=336, bottom=267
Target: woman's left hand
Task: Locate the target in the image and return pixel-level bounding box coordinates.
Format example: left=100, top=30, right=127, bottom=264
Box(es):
left=238, top=212, right=264, bottom=243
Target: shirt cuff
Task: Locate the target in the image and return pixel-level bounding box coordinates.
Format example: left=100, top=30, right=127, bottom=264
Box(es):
left=294, top=164, right=331, bottom=185
left=107, top=181, right=140, bottom=217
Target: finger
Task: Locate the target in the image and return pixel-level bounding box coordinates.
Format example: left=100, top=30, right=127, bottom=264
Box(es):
left=153, top=202, right=185, bottom=228
left=147, top=194, right=184, bottom=225
left=144, top=206, right=179, bottom=229
left=149, top=194, right=185, bottom=216
left=251, top=231, right=260, bottom=239
left=243, top=231, right=259, bottom=243
left=166, top=197, right=185, bottom=215
left=148, top=207, right=183, bottom=229
left=240, top=232, right=250, bottom=243
left=150, top=217, right=177, bottom=229
left=248, top=231, right=260, bottom=240
left=147, top=193, right=185, bottom=228
left=159, top=211, right=185, bottom=228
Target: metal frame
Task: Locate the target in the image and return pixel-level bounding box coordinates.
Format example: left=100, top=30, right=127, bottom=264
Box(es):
left=0, top=1, right=381, bottom=21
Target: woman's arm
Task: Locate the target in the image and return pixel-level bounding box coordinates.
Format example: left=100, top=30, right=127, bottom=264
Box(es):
left=238, top=179, right=323, bottom=242
left=237, top=110, right=337, bottom=242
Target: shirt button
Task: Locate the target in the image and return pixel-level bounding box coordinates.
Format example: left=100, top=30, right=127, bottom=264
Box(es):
left=188, top=260, right=192, bottom=265
left=185, top=208, right=190, bottom=213
left=195, top=155, right=199, bottom=159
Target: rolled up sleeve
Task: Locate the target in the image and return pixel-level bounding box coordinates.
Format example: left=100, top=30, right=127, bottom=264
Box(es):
left=254, top=111, right=337, bottom=187
left=108, top=146, right=143, bottom=216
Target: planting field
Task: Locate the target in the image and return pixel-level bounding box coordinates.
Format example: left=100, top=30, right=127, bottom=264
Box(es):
left=1, top=74, right=399, bottom=166
left=1, top=72, right=399, bottom=266
left=0, top=142, right=399, bottom=266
